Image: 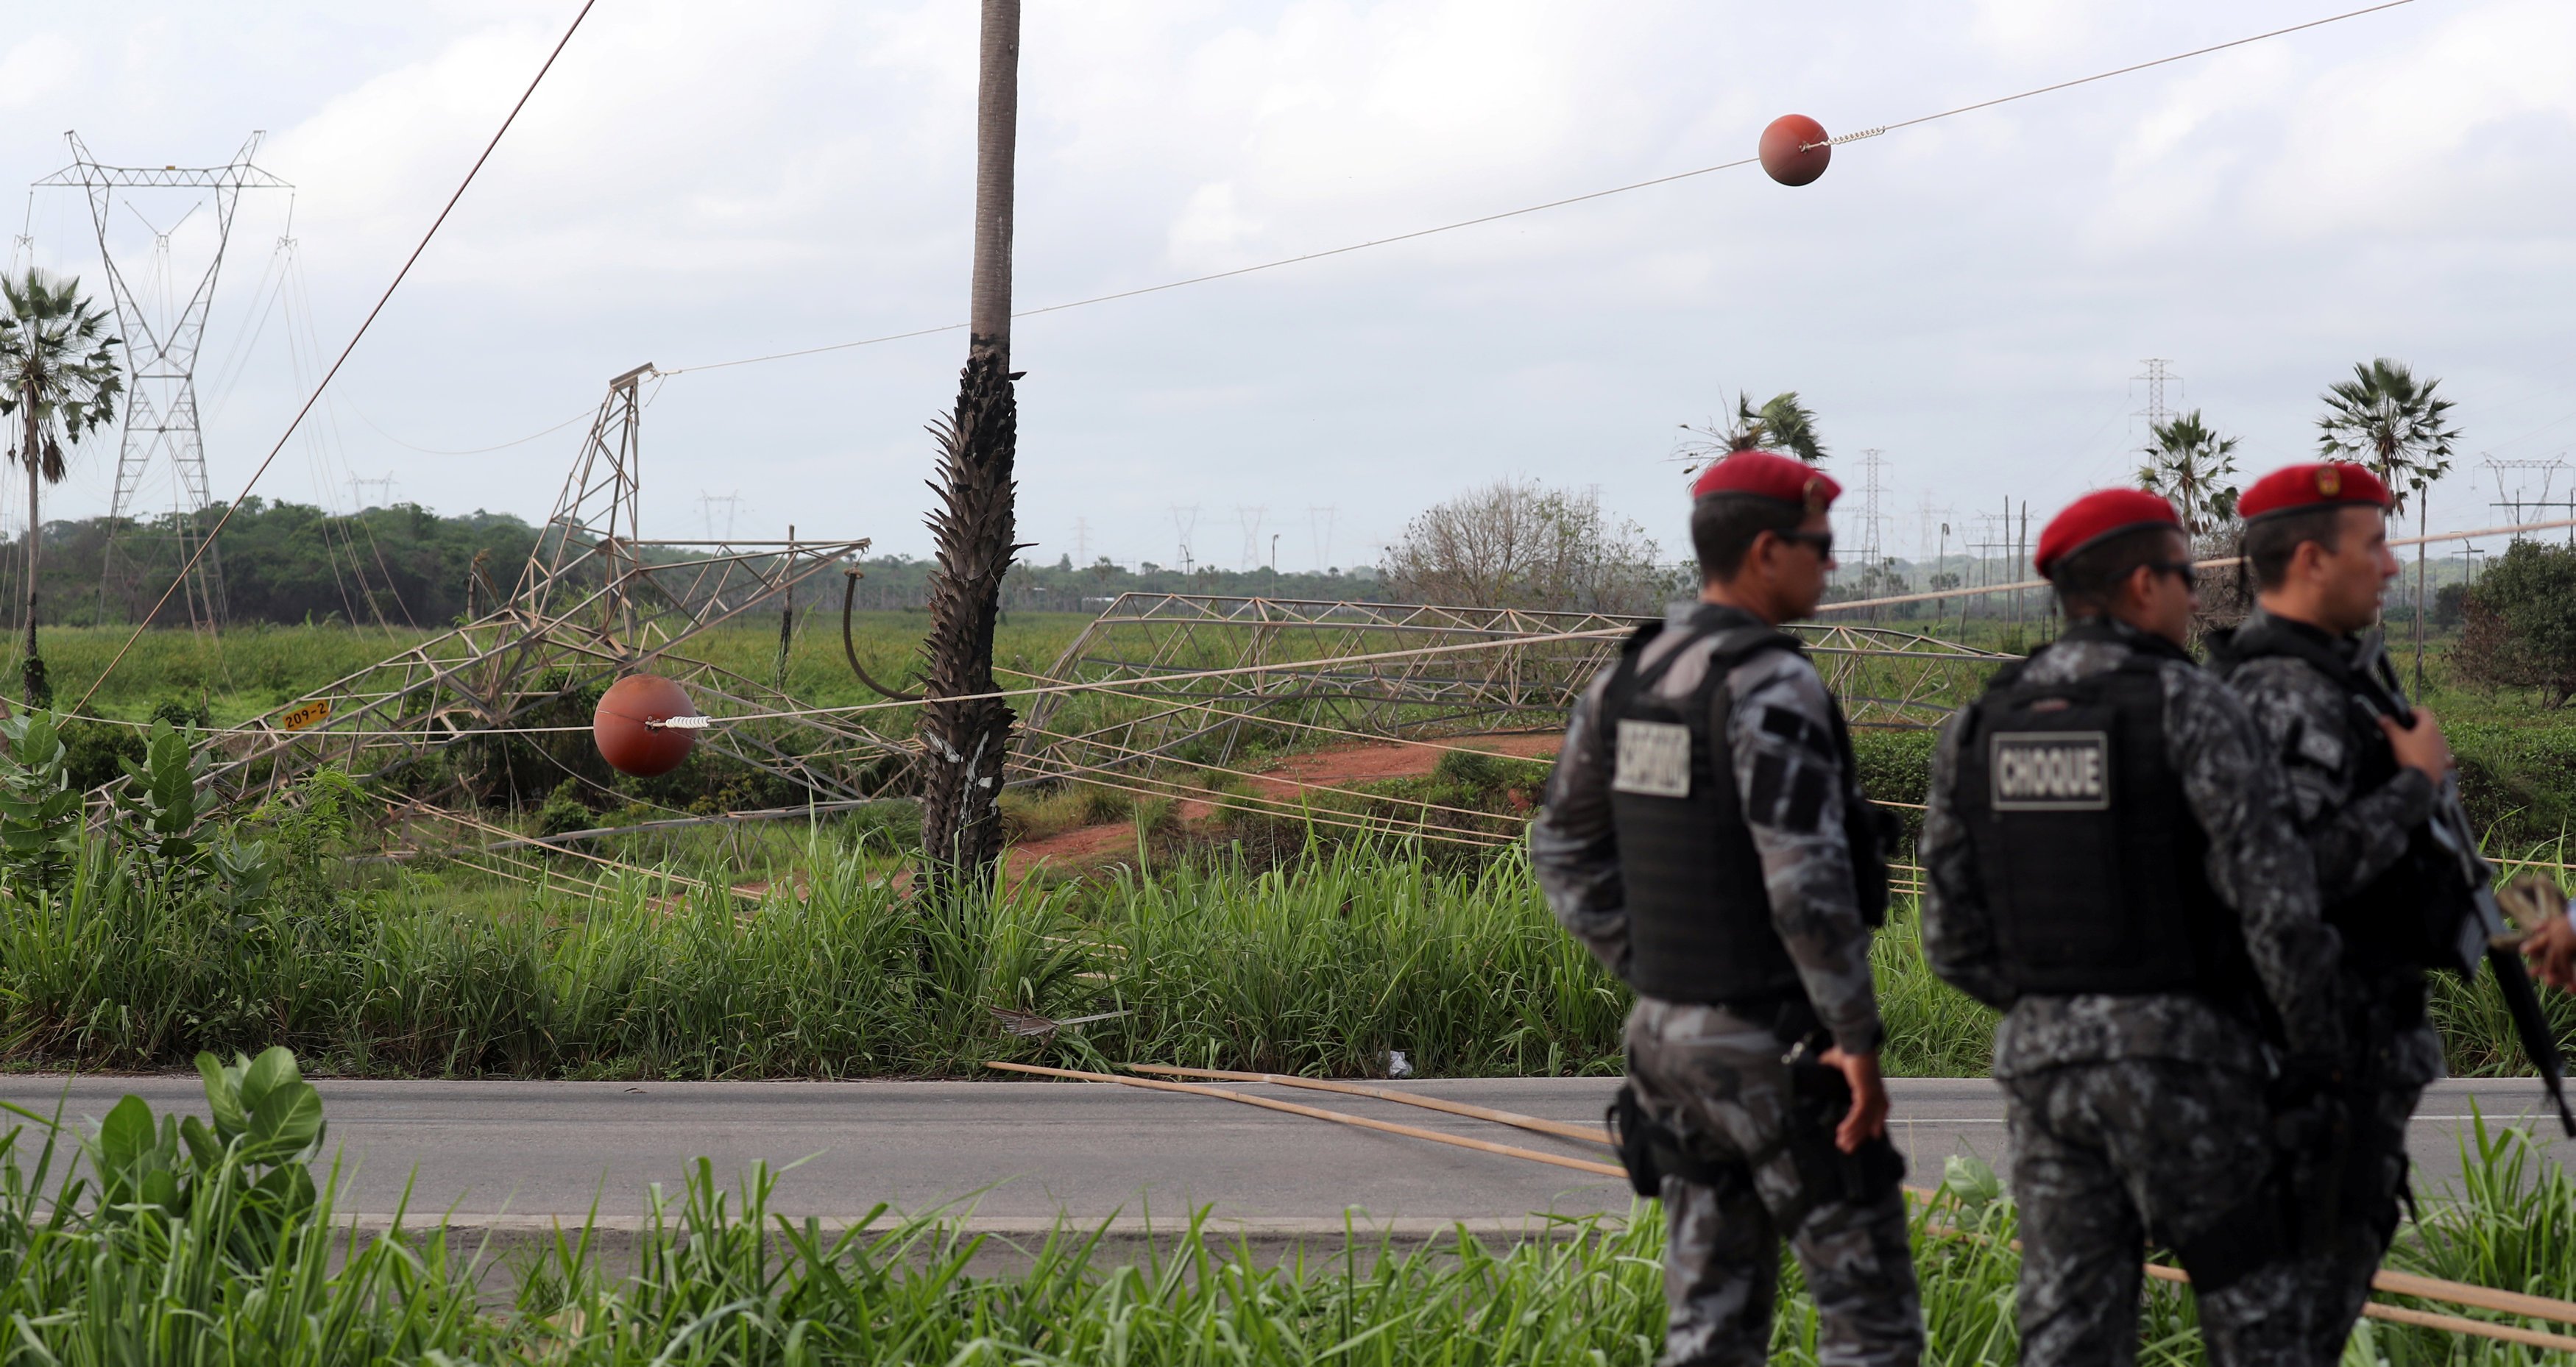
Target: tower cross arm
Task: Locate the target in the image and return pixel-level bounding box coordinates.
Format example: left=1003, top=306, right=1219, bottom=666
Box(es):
left=33, top=163, right=291, bottom=190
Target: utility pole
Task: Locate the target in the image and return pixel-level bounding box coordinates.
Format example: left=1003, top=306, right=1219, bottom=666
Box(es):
left=918, top=0, right=1022, bottom=889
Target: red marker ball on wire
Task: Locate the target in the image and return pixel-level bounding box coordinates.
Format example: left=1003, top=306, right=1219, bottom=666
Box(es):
left=593, top=673, right=704, bottom=778
left=1759, top=114, right=1831, bottom=186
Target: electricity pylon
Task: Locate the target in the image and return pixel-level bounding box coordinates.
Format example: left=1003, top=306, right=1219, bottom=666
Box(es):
left=36, top=131, right=289, bottom=628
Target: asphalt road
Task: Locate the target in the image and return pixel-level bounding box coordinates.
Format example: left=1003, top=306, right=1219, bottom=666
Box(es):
left=1, top=1074, right=2565, bottom=1240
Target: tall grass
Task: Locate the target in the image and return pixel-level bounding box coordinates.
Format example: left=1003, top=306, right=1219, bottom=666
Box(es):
left=0, top=828, right=2003, bottom=1079
left=3, top=1062, right=2570, bottom=1364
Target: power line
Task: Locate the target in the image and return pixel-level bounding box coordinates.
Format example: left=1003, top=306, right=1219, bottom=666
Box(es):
left=656, top=1, right=2418, bottom=380
left=343, top=400, right=595, bottom=455
left=74, top=0, right=599, bottom=714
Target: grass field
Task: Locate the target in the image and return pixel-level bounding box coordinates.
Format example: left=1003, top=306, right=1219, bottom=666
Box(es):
left=1, top=621, right=2569, bottom=1084
left=1, top=1055, right=2568, bottom=1366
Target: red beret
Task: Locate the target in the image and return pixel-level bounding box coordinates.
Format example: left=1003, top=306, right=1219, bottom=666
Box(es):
left=1691, top=450, right=1841, bottom=513
left=2237, top=462, right=2390, bottom=522
left=2034, top=489, right=2181, bottom=576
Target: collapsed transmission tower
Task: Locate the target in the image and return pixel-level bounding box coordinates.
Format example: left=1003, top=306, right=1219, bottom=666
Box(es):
left=35, top=131, right=289, bottom=627
left=146, top=364, right=906, bottom=812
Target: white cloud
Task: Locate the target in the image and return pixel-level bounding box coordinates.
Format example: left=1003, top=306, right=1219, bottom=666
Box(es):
left=0, top=0, right=2566, bottom=570
left=0, top=33, right=82, bottom=110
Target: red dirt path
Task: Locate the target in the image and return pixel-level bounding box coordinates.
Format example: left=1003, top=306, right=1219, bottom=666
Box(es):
left=1004, top=732, right=1557, bottom=881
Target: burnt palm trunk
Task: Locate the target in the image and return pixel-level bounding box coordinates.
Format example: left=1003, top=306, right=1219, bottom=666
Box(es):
left=19, top=377, right=43, bottom=707
left=918, top=0, right=1022, bottom=890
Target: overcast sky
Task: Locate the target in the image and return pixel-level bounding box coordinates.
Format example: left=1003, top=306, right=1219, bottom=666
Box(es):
left=4, top=0, right=2571, bottom=578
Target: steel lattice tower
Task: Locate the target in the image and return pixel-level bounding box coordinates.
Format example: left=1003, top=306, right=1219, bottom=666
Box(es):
left=36, top=131, right=288, bottom=627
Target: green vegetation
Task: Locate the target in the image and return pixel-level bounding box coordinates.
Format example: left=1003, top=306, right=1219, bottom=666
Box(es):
left=0, top=1054, right=2566, bottom=1364
left=6, top=778, right=2569, bottom=1082
left=6, top=498, right=1387, bottom=635
left=2458, top=539, right=2576, bottom=707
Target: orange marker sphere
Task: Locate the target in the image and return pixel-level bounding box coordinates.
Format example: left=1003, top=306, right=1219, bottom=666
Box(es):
left=593, top=674, right=698, bottom=778
left=1759, top=114, right=1830, bottom=186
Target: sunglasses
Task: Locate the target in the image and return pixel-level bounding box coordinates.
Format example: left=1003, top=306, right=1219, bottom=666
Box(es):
left=2145, top=559, right=2199, bottom=589
left=1776, top=530, right=1836, bottom=560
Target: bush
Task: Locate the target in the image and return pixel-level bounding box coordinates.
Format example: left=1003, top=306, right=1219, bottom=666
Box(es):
left=2452, top=724, right=2576, bottom=851
left=534, top=779, right=596, bottom=837
left=1850, top=728, right=1938, bottom=857
left=1430, top=746, right=1550, bottom=796
left=2458, top=541, right=2576, bottom=706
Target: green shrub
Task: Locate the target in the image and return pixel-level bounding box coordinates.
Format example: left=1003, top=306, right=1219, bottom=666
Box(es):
left=534, top=779, right=596, bottom=837
left=2451, top=725, right=2576, bottom=850
left=1850, top=728, right=1938, bottom=856
left=59, top=717, right=145, bottom=792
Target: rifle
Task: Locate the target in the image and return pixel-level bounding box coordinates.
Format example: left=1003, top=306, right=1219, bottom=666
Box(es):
left=2352, top=632, right=2576, bottom=1137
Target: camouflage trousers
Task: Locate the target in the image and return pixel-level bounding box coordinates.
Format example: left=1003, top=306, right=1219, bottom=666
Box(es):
left=2005, top=1059, right=2306, bottom=1367
left=2293, top=1079, right=2425, bottom=1365
left=1627, top=999, right=1923, bottom=1367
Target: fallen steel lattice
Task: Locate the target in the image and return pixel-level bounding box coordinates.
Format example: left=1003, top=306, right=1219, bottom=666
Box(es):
left=1014, top=593, right=2014, bottom=784
left=172, top=365, right=913, bottom=809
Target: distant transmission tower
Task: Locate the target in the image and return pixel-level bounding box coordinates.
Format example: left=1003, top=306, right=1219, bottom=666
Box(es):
left=1308, top=505, right=1337, bottom=571
left=38, top=131, right=287, bottom=628
left=697, top=490, right=743, bottom=540
left=2485, top=457, right=2575, bottom=545
left=2133, top=358, right=2180, bottom=441
left=1235, top=505, right=1267, bottom=570
left=349, top=472, right=399, bottom=509
left=1855, top=449, right=1889, bottom=565
left=1170, top=505, right=1200, bottom=572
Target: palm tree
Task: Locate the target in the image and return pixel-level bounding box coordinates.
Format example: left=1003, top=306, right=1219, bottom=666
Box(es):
left=2136, top=410, right=2240, bottom=539
left=917, top=0, right=1022, bottom=890
left=0, top=269, right=122, bottom=709
left=2316, top=358, right=2461, bottom=695
left=1677, top=390, right=1827, bottom=469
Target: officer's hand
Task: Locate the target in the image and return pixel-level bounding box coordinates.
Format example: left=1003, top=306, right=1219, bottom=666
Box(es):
left=2524, top=915, right=2576, bottom=993
left=1819, top=1046, right=1888, bottom=1153
left=2379, top=708, right=2453, bottom=781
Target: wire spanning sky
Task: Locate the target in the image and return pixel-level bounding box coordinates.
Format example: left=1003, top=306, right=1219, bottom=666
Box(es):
left=2, top=1, right=2572, bottom=575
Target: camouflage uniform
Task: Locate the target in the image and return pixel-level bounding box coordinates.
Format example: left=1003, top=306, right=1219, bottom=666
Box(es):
left=1534, top=602, right=1922, bottom=1367
left=2217, top=607, right=2444, bottom=1364
left=1921, top=618, right=2342, bottom=1367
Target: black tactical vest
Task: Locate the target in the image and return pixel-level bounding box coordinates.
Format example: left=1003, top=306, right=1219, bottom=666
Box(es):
left=1603, top=617, right=1889, bottom=1008
left=1953, top=625, right=2262, bottom=1010
left=2209, top=616, right=2474, bottom=976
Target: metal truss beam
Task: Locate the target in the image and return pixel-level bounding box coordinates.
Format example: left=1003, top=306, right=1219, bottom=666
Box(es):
left=1014, top=594, right=2016, bottom=784
left=129, top=367, right=915, bottom=811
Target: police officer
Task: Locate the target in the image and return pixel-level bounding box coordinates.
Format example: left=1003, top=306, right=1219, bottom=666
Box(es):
left=1920, top=489, right=2341, bottom=1367
left=1532, top=450, right=1922, bottom=1367
left=2205, top=462, right=2455, bottom=1365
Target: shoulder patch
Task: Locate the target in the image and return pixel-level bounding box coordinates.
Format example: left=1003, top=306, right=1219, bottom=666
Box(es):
left=1758, top=704, right=1833, bottom=757
left=2293, top=720, right=2346, bottom=771
left=1749, top=752, right=1830, bottom=831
